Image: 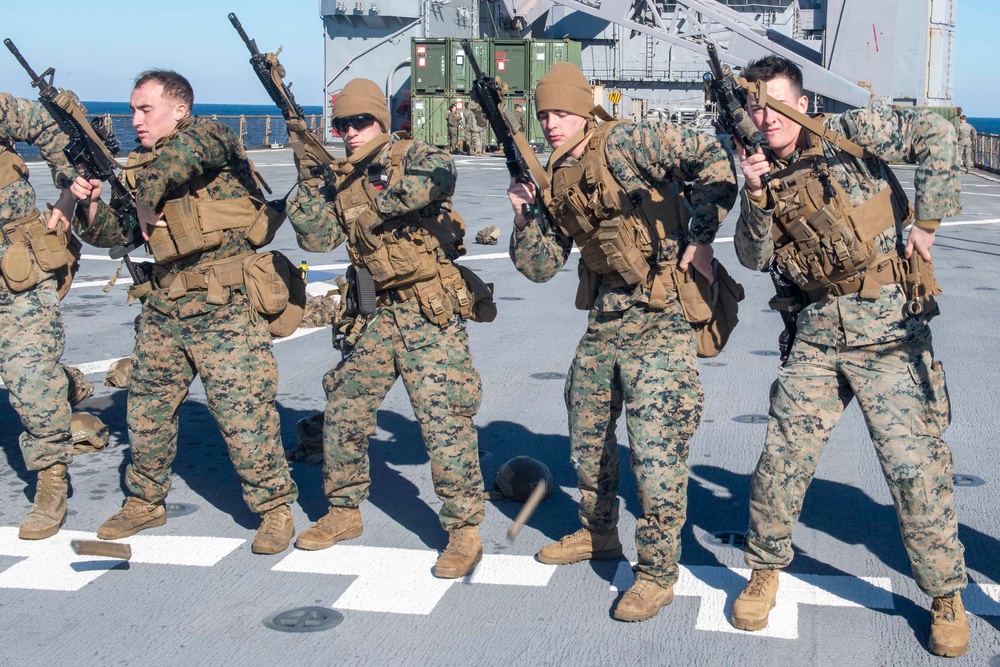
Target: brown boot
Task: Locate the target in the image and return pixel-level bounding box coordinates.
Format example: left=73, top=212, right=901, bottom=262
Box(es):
left=97, top=497, right=166, bottom=540
left=252, top=505, right=295, bottom=555
left=434, top=526, right=483, bottom=579
left=614, top=578, right=675, bottom=622
left=731, top=569, right=780, bottom=631
left=19, top=463, right=68, bottom=540
left=536, top=527, right=623, bottom=565
left=929, top=594, right=969, bottom=657
left=294, top=507, right=362, bottom=551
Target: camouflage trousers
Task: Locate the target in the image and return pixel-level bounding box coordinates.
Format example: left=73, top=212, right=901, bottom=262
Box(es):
left=566, top=304, right=703, bottom=587
left=0, top=277, right=72, bottom=470
left=321, top=300, right=485, bottom=531
left=469, top=129, right=484, bottom=155
left=744, top=327, right=967, bottom=597
left=126, top=292, right=297, bottom=514
left=447, top=128, right=461, bottom=153
left=959, top=143, right=974, bottom=171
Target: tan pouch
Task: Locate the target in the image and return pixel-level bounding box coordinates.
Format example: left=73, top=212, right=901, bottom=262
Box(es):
left=457, top=264, right=497, bottom=323
left=196, top=196, right=260, bottom=233
left=22, top=215, right=70, bottom=272
left=265, top=253, right=306, bottom=338
left=56, top=233, right=83, bottom=300
left=671, top=265, right=713, bottom=325
left=151, top=197, right=224, bottom=263
left=242, top=252, right=291, bottom=315
left=414, top=275, right=454, bottom=327
left=1, top=241, right=38, bottom=292
left=692, top=260, right=745, bottom=359
left=575, top=261, right=602, bottom=311
left=245, top=200, right=287, bottom=248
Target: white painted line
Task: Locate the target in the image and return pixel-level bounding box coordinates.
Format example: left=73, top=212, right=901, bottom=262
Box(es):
left=940, top=218, right=1000, bottom=226
left=0, top=528, right=243, bottom=592
left=964, top=583, right=1000, bottom=616
left=273, top=545, right=555, bottom=615
left=612, top=564, right=894, bottom=639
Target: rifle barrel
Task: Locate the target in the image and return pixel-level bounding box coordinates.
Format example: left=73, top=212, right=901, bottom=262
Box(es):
left=4, top=39, right=41, bottom=82
left=228, top=13, right=260, bottom=55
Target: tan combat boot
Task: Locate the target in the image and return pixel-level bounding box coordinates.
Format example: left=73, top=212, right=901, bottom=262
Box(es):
left=97, top=497, right=166, bottom=540
left=19, top=463, right=68, bottom=540
left=731, top=569, right=780, bottom=631
left=252, top=505, right=295, bottom=555
left=928, top=594, right=969, bottom=657
left=434, top=526, right=483, bottom=579
left=294, top=507, right=363, bottom=551
left=614, top=577, right=675, bottom=622
left=536, top=526, right=623, bottom=565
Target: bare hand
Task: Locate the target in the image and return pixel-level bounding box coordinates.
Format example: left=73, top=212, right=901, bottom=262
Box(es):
left=46, top=188, right=76, bottom=232
left=507, top=178, right=537, bottom=231
left=69, top=176, right=104, bottom=226
left=679, top=242, right=715, bottom=284
left=905, top=225, right=936, bottom=262
left=735, top=141, right=770, bottom=196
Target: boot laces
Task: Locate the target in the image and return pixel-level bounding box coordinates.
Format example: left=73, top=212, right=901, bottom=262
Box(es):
left=115, top=498, right=153, bottom=520
left=934, top=596, right=958, bottom=622
left=260, top=511, right=286, bottom=537
left=746, top=571, right=776, bottom=598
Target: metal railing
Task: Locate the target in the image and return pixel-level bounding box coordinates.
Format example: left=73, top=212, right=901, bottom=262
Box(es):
left=973, top=134, right=1000, bottom=173
left=15, top=113, right=325, bottom=158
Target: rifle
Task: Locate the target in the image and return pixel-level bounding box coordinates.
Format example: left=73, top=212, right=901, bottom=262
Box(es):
left=461, top=39, right=547, bottom=223
left=229, top=13, right=336, bottom=180
left=703, top=42, right=770, bottom=167
left=4, top=39, right=151, bottom=286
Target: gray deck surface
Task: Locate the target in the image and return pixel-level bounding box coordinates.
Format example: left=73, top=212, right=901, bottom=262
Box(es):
left=2, top=147, right=998, bottom=666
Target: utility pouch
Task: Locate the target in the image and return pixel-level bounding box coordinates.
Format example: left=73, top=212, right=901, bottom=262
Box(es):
left=440, top=263, right=474, bottom=320
left=414, top=275, right=454, bottom=327
left=151, top=196, right=223, bottom=263
left=0, top=240, right=38, bottom=292
left=56, top=233, right=83, bottom=300
left=671, top=259, right=745, bottom=358
left=245, top=199, right=288, bottom=248
left=242, top=252, right=291, bottom=315
left=22, top=214, right=70, bottom=272
left=457, top=264, right=497, bottom=323
left=575, top=261, right=602, bottom=311
left=671, top=265, right=713, bottom=325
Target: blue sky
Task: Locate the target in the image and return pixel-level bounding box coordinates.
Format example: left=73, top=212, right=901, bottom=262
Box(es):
left=1, top=0, right=991, bottom=114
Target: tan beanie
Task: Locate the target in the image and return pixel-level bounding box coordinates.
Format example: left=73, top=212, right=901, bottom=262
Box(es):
left=536, top=62, right=609, bottom=120
left=332, top=78, right=391, bottom=131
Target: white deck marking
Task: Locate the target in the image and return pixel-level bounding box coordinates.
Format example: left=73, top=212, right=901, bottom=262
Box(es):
left=0, top=528, right=243, bottom=591
left=273, top=545, right=556, bottom=615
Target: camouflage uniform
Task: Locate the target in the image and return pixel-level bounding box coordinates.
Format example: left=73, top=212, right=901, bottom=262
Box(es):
left=511, top=120, right=737, bottom=586
left=446, top=109, right=462, bottom=153
left=287, top=133, right=485, bottom=532
left=0, top=93, right=75, bottom=473
left=463, top=106, right=483, bottom=156
left=512, top=108, right=527, bottom=136
left=79, top=116, right=297, bottom=516
left=957, top=119, right=976, bottom=172
left=734, top=105, right=966, bottom=598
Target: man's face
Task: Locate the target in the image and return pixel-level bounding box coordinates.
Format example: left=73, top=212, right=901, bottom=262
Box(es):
left=748, top=75, right=809, bottom=158
left=537, top=110, right=588, bottom=151
left=131, top=81, right=189, bottom=148
left=334, top=114, right=382, bottom=156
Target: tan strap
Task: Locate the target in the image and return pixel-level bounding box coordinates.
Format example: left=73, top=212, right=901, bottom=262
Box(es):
left=1, top=208, right=43, bottom=243
left=50, top=90, right=130, bottom=169
left=0, top=150, right=29, bottom=190
left=158, top=251, right=254, bottom=300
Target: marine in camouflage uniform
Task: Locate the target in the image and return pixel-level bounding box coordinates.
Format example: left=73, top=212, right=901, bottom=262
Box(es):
left=957, top=115, right=976, bottom=173
left=285, top=78, right=486, bottom=579
left=465, top=102, right=486, bottom=156
left=0, top=93, right=77, bottom=540
left=71, top=71, right=297, bottom=554
left=446, top=103, right=462, bottom=153
left=730, top=55, right=968, bottom=657
left=507, top=63, right=737, bottom=621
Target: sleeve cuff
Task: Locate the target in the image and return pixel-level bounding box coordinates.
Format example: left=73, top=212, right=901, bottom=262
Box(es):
left=914, top=219, right=941, bottom=231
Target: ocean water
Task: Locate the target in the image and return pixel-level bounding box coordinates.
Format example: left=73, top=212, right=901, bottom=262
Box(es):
left=969, top=117, right=1000, bottom=135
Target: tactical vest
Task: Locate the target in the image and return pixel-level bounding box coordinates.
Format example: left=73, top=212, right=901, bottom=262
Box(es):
left=543, top=121, right=687, bottom=307
left=333, top=133, right=465, bottom=292
left=130, top=122, right=268, bottom=265
left=0, top=146, right=29, bottom=191
left=767, top=124, right=907, bottom=296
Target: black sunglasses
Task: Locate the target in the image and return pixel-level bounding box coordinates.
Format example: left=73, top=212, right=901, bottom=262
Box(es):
left=334, top=114, right=377, bottom=133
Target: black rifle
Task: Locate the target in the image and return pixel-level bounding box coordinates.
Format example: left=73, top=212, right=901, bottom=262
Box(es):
left=703, top=42, right=770, bottom=165
left=4, top=39, right=150, bottom=286
left=229, top=13, right=304, bottom=122
left=767, top=255, right=804, bottom=364
left=461, top=39, right=542, bottom=223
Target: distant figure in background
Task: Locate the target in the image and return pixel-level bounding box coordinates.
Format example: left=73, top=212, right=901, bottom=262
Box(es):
left=463, top=102, right=481, bottom=156
left=511, top=103, right=527, bottom=135
left=446, top=102, right=462, bottom=153
left=958, top=115, right=977, bottom=173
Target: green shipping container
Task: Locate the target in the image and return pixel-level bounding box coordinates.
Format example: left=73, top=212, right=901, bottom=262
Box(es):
left=491, top=39, right=529, bottom=94
left=411, top=94, right=452, bottom=148
left=449, top=38, right=490, bottom=92
left=412, top=39, right=449, bottom=93
left=528, top=39, right=583, bottom=91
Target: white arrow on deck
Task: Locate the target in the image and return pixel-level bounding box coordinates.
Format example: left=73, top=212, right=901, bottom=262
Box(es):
left=0, top=528, right=243, bottom=591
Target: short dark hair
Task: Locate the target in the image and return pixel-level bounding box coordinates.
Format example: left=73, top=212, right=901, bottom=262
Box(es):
left=742, top=55, right=804, bottom=98
left=514, top=103, right=523, bottom=110
left=134, top=69, right=194, bottom=108
left=961, top=115, right=967, bottom=120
